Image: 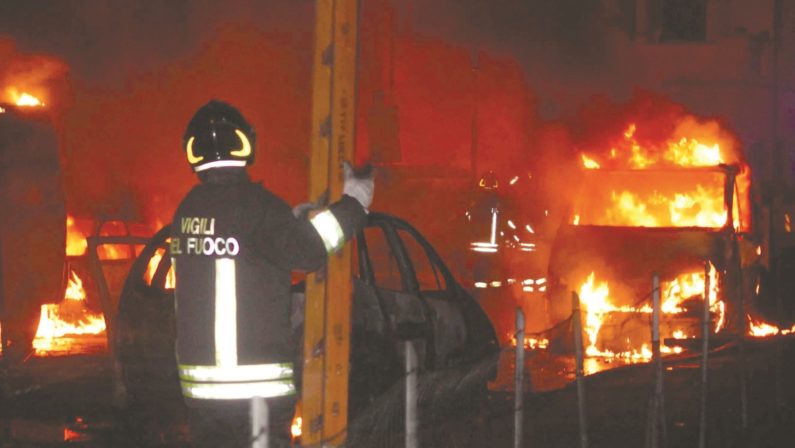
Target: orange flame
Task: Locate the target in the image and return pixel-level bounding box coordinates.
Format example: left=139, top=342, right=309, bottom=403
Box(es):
left=145, top=248, right=176, bottom=289
left=577, top=266, right=723, bottom=361
left=581, top=154, right=601, bottom=169
left=582, top=120, right=738, bottom=170
left=747, top=317, right=795, bottom=337
left=66, top=215, right=87, bottom=256
left=508, top=333, right=549, bottom=350
left=574, top=171, right=740, bottom=228
left=7, top=88, right=44, bottom=107
left=34, top=271, right=106, bottom=345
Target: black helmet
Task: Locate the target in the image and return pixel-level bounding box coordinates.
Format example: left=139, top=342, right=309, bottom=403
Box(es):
left=478, top=170, right=499, bottom=190
left=183, top=100, right=256, bottom=172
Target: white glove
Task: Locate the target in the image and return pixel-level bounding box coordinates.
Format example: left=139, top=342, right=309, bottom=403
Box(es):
left=343, top=161, right=374, bottom=210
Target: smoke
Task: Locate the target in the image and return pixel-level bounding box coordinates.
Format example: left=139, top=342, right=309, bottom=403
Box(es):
left=0, top=38, right=68, bottom=107
left=0, top=2, right=745, bottom=227
left=1, top=1, right=315, bottom=225
left=571, top=90, right=743, bottom=165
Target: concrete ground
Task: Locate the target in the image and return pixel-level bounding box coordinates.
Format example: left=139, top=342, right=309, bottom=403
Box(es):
left=1, top=336, right=794, bottom=447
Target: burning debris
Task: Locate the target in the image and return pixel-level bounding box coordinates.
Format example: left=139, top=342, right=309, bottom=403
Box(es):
left=33, top=270, right=106, bottom=356
left=575, top=266, right=719, bottom=361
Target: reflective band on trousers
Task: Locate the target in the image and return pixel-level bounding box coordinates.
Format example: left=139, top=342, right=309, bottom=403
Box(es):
left=310, top=209, right=345, bottom=253
left=179, top=363, right=293, bottom=383
left=180, top=378, right=296, bottom=400
left=178, top=363, right=295, bottom=400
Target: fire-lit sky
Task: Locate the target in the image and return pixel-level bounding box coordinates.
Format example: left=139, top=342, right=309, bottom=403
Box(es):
left=0, top=0, right=793, bottom=227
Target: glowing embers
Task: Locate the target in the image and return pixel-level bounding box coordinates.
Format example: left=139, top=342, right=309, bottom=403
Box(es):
left=33, top=270, right=106, bottom=355
left=576, top=265, right=721, bottom=361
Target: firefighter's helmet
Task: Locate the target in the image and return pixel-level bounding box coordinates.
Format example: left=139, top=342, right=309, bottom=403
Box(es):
left=478, top=170, right=499, bottom=190
left=183, top=100, right=256, bottom=172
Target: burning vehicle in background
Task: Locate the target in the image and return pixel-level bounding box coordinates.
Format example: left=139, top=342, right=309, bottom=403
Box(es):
left=0, top=102, right=66, bottom=362
left=544, top=119, right=764, bottom=362
left=0, top=92, right=152, bottom=365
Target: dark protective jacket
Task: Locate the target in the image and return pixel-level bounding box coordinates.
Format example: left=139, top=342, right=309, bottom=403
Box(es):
left=170, top=168, right=366, bottom=401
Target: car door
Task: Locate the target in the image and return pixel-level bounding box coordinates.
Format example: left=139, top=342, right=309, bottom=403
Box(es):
left=356, top=217, right=432, bottom=370
left=389, top=220, right=472, bottom=370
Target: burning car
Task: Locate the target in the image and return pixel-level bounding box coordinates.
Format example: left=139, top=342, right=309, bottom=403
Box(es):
left=544, top=121, right=763, bottom=360
left=114, top=212, right=498, bottom=413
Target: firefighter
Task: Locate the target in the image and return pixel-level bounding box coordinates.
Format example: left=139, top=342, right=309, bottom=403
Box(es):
left=171, top=100, right=373, bottom=447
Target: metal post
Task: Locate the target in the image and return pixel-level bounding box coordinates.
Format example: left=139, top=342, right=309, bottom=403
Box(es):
left=698, top=261, right=711, bottom=448
left=775, top=248, right=785, bottom=413
left=650, top=273, right=667, bottom=448
left=251, top=397, right=269, bottom=448
left=738, top=277, right=749, bottom=431
left=514, top=308, right=525, bottom=448
left=572, top=293, right=589, bottom=448
left=405, top=341, right=418, bottom=448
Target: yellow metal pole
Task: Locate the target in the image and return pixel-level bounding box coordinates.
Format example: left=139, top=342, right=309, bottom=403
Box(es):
left=304, top=0, right=358, bottom=445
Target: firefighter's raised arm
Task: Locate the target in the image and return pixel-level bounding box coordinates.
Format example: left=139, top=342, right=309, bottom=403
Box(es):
left=253, top=161, right=373, bottom=272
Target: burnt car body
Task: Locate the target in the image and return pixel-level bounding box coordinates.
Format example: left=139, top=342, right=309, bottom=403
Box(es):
left=115, top=212, right=498, bottom=413
left=0, top=105, right=65, bottom=361
left=545, top=164, right=761, bottom=353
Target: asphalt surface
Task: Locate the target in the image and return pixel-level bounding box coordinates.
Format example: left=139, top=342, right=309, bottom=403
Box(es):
left=2, top=336, right=795, bottom=447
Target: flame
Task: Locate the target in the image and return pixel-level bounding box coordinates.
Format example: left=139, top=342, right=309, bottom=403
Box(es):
left=665, top=138, right=722, bottom=167
left=508, top=333, right=549, bottom=350
left=29, top=217, right=169, bottom=356
left=590, top=184, right=727, bottom=228
left=748, top=319, right=780, bottom=337
left=662, top=263, right=718, bottom=314
left=583, top=121, right=736, bottom=170
left=577, top=267, right=724, bottom=361
left=66, top=215, right=87, bottom=256
left=291, top=416, right=302, bottom=439
left=7, top=88, right=44, bottom=107
left=578, top=273, right=612, bottom=356
left=291, top=401, right=303, bottom=440
left=145, top=248, right=176, bottom=289
left=33, top=271, right=106, bottom=349
left=581, top=154, right=601, bottom=169
left=747, top=317, right=795, bottom=337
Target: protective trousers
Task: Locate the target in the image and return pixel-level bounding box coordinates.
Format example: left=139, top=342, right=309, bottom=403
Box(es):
left=187, top=395, right=296, bottom=448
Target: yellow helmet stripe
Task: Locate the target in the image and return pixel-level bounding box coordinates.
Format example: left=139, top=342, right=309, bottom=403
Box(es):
left=186, top=136, right=204, bottom=164
left=230, top=129, right=251, bottom=157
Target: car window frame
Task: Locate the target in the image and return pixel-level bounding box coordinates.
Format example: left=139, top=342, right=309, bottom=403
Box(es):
left=392, top=224, right=446, bottom=294
left=364, top=213, right=459, bottom=299
left=356, top=220, right=413, bottom=293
